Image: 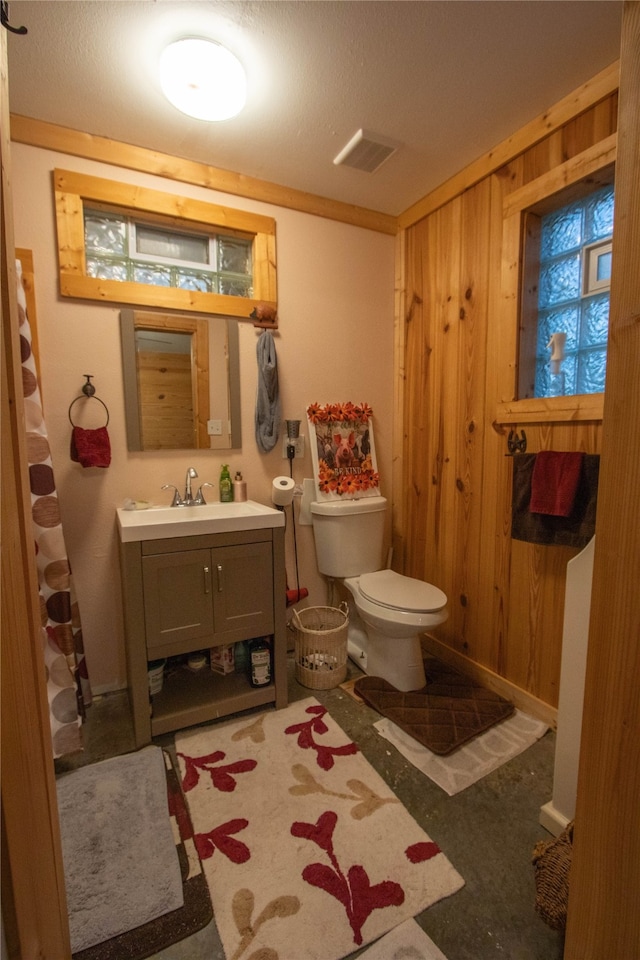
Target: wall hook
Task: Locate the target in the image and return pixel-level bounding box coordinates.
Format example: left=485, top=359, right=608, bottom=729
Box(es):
left=1, top=2, right=28, bottom=34
left=506, top=428, right=527, bottom=456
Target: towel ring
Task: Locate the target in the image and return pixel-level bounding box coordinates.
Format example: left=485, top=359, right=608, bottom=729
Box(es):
left=68, top=375, right=110, bottom=427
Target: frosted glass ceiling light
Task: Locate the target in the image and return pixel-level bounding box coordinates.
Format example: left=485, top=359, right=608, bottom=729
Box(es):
left=160, top=38, right=247, bottom=122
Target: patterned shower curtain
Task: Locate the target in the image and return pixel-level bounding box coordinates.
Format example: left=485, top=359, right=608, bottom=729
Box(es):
left=16, top=258, right=91, bottom=758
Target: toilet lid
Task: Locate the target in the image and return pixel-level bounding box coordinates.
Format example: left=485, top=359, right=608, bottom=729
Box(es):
left=359, top=569, right=447, bottom=613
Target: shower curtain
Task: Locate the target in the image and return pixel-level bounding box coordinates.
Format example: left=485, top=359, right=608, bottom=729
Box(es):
left=16, top=257, right=91, bottom=758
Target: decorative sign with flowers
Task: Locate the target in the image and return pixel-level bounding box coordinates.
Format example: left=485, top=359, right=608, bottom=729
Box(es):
left=307, top=402, right=380, bottom=501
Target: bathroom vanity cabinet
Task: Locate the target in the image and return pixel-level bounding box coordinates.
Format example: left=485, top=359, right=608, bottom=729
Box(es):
left=118, top=522, right=287, bottom=748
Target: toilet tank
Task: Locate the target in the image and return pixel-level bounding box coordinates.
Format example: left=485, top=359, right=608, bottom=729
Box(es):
left=310, top=496, right=386, bottom=578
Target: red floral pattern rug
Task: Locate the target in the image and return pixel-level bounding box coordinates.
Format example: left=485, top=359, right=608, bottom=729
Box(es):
left=175, top=697, right=464, bottom=960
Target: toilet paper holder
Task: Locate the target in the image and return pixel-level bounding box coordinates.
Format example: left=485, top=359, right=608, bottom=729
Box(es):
left=272, top=475, right=295, bottom=508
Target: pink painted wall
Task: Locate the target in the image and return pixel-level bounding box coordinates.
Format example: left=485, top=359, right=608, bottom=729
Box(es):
left=11, top=143, right=395, bottom=692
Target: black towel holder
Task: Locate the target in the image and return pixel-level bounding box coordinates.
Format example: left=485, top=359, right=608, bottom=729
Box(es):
left=506, top=428, right=527, bottom=456
left=68, top=375, right=110, bottom=427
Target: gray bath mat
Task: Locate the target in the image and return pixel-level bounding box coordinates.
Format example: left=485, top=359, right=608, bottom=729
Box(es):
left=57, top=745, right=183, bottom=953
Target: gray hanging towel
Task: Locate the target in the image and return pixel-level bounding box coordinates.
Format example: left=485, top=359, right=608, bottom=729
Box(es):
left=254, top=330, right=281, bottom=453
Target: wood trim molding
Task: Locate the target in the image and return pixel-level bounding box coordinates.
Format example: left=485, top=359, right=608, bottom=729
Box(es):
left=1, top=32, right=70, bottom=955
left=53, top=167, right=277, bottom=321
left=495, top=137, right=616, bottom=423
left=565, top=4, right=640, bottom=953
left=14, top=247, right=42, bottom=387
left=495, top=393, right=605, bottom=424
left=10, top=58, right=619, bottom=240
left=391, top=228, right=407, bottom=570
left=502, top=134, right=617, bottom=219
left=11, top=114, right=398, bottom=236
left=56, top=167, right=277, bottom=235
left=399, top=60, right=620, bottom=229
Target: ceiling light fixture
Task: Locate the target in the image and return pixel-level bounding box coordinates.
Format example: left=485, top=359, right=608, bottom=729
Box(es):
left=159, top=38, right=247, bottom=122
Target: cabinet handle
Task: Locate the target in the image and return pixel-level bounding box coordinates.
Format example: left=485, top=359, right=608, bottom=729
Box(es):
left=203, top=565, right=210, bottom=594
left=216, top=563, right=223, bottom=592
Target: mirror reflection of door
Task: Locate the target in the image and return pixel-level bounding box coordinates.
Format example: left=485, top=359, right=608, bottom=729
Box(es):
left=134, top=314, right=209, bottom=449
left=120, top=309, right=241, bottom=452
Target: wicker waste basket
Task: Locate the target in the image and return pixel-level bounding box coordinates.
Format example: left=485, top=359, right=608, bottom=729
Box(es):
left=292, top=603, right=349, bottom=690
left=532, top=820, right=574, bottom=931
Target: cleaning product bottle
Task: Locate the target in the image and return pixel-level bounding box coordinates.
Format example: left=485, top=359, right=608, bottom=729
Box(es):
left=219, top=464, right=233, bottom=502
left=233, top=471, right=247, bottom=502
left=234, top=640, right=249, bottom=675
left=248, top=637, right=272, bottom=687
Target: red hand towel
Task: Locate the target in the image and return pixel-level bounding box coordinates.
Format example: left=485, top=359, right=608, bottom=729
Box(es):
left=70, top=426, right=111, bottom=468
left=529, top=451, right=583, bottom=517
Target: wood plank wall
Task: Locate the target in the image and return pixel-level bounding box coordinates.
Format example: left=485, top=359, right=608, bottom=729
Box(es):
left=566, top=4, right=640, bottom=952
left=399, top=93, right=618, bottom=713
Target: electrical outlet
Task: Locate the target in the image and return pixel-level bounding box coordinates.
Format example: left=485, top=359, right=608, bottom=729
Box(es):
left=282, top=436, right=305, bottom=459
left=207, top=419, right=222, bottom=436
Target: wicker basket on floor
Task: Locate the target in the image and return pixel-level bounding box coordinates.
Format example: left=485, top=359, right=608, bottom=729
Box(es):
left=532, top=820, right=574, bottom=931
left=292, top=603, right=349, bottom=690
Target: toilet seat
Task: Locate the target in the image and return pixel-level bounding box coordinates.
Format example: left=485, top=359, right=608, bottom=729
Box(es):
left=359, top=569, right=447, bottom=613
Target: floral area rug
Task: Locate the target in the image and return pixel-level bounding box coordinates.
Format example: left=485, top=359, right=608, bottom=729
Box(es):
left=175, top=697, right=464, bottom=960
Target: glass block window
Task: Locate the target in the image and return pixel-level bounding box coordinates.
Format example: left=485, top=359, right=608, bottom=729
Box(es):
left=534, top=185, right=614, bottom=397
left=83, top=210, right=253, bottom=298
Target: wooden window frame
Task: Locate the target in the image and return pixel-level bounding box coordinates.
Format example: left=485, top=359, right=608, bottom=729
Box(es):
left=54, top=169, right=277, bottom=325
left=495, top=135, right=616, bottom=424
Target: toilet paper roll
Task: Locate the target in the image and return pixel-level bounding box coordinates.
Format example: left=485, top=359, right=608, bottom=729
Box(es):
left=272, top=475, right=295, bottom=506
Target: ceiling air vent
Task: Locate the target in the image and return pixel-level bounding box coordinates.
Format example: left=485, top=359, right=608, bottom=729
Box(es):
left=333, top=129, right=399, bottom=173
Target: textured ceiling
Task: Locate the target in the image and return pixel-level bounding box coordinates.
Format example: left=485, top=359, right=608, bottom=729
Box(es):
left=6, top=1, right=623, bottom=217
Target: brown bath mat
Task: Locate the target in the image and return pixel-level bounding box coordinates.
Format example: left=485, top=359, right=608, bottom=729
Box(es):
left=354, top=657, right=514, bottom=756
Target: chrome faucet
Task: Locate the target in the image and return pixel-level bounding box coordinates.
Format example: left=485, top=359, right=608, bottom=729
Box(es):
left=184, top=466, right=198, bottom=504
left=162, top=466, right=200, bottom=507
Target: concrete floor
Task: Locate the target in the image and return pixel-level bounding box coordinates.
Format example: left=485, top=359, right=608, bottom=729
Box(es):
left=55, top=655, right=565, bottom=960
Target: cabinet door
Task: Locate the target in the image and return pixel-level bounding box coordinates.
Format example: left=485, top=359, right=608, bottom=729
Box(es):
left=211, top=541, right=274, bottom=643
left=143, top=548, right=214, bottom=653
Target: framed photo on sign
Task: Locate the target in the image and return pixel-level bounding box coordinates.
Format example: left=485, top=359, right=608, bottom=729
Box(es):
left=307, top=402, right=380, bottom=501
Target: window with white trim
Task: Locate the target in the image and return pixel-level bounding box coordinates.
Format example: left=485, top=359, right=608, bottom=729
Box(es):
left=84, top=211, right=253, bottom=298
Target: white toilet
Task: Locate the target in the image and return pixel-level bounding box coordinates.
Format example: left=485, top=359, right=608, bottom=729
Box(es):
left=310, top=496, right=448, bottom=691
